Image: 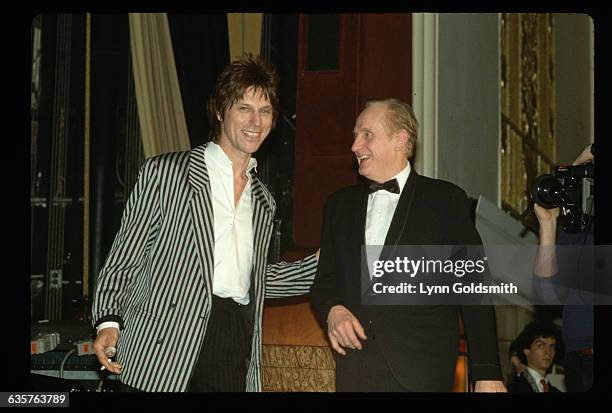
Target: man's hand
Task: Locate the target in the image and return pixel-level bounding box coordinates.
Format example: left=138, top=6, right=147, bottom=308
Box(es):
left=534, top=203, right=559, bottom=247
left=533, top=203, right=560, bottom=228
left=327, top=305, right=367, bottom=355
left=533, top=204, right=559, bottom=277
left=474, top=380, right=507, bottom=392
left=510, top=355, right=526, bottom=376
left=572, top=144, right=594, bottom=166
left=93, top=327, right=123, bottom=374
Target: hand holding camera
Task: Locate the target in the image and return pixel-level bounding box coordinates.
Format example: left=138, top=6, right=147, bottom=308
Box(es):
left=531, top=144, right=594, bottom=233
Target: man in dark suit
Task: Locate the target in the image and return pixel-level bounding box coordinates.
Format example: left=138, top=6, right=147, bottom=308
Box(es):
left=532, top=144, right=594, bottom=392
left=309, top=98, right=506, bottom=392
left=91, top=55, right=318, bottom=392
left=507, top=321, right=562, bottom=392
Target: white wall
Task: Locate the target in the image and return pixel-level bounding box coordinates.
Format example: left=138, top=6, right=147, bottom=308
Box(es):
left=555, top=13, right=593, bottom=164
left=437, top=13, right=500, bottom=204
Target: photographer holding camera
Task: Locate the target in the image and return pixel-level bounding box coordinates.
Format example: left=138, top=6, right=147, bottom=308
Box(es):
left=531, top=144, right=594, bottom=392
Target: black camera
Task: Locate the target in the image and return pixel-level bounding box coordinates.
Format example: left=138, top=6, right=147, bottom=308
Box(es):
left=531, top=163, right=594, bottom=233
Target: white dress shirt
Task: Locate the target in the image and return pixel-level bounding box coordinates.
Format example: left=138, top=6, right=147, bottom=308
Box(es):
left=525, top=366, right=549, bottom=392
left=365, top=163, right=411, bottom=277
left=205, top=142, right=256, bottom=305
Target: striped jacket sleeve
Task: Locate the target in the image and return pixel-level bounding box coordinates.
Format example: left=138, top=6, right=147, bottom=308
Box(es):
left=91, top=157, right=161, bottom=329
left=264, top=253, right=318, bottom=298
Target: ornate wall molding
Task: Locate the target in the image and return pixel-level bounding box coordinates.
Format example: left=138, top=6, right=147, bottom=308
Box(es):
left=501, top=13, right=555, bottom=218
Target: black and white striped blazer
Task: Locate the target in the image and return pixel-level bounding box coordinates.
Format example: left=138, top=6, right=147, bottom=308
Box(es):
left=92, top=143, right=317, bottom=392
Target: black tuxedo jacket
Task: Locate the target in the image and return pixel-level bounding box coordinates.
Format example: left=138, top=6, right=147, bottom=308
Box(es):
left=310, top=170, right=503, bottom=391
left=507, top=373, right=561, bottom=393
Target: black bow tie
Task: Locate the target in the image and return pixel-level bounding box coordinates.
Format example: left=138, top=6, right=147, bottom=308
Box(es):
left=368, top=178, right=400, bottom=194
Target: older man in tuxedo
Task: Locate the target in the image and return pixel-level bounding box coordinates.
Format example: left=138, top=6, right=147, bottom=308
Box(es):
left=310, top=98, right=506, bottom=392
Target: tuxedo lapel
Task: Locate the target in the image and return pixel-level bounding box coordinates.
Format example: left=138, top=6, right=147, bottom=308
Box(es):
left=379, top=170, right=418, bottom=262
left=356, top=183, right=373, bottom=297
left=356, top=183, right=369, bottom=246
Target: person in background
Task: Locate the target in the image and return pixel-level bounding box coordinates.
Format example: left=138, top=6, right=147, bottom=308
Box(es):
left=532, top=144, right=594, bottom=392
left=507, top=321, right=563, bottom=393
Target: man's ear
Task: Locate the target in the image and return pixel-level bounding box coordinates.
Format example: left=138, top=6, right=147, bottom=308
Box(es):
left=406, top=136, right=414, bottom=157
left=394, top=129, right=409, bottom=151
left=395, top=129, right=413, bottom=157
left=216, top=111, right=223, bottom=122
left=523, top=348, right=530, bottom=359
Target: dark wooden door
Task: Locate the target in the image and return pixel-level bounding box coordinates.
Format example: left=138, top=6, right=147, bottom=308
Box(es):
left=293, top=13, right=412, bottom=247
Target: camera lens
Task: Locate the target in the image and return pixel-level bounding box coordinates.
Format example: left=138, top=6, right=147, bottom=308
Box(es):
left=532, top=174, right=562, bottom=208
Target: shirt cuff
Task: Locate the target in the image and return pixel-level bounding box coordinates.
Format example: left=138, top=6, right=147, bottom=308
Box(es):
left=96, top=321, right=121, bottom=333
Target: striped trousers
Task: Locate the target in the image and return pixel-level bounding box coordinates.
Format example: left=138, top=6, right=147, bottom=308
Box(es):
left=186, top=295, right=252, bottom=392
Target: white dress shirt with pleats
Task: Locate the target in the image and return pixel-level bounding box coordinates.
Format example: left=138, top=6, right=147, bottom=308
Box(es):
left=365, top=162, right=411, bottom=278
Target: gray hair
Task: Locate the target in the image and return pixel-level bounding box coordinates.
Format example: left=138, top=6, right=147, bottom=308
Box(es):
left=365, top=98, right=419, bottom=158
